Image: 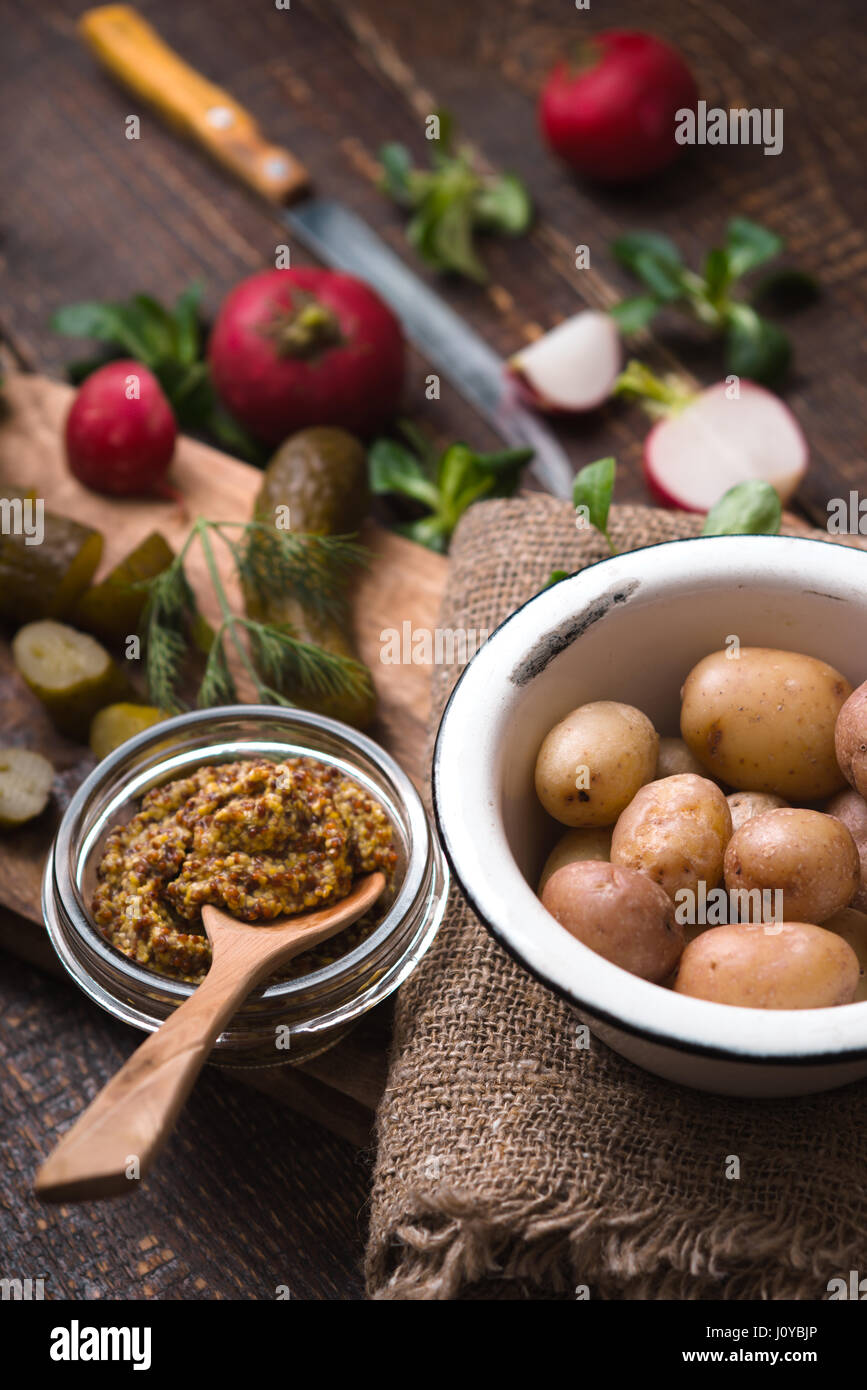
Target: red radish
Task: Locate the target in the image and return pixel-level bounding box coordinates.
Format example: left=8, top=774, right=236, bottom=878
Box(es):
left=207, top=268, right=405, bottom=445
left=508, top=311, right=621, bottom=413
left=65, top=360, right=177, bottom=498
left=642, top=381, right=808, bottom=512
left=539, top=31, right=698, bottom=183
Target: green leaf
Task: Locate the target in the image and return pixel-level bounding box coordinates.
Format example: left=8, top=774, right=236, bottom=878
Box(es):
left=368, top=438, right=440, bottom=507
left=572, top=457, right=616, bottom=547
left=51, top=301, right=153, bottom=359
left=410, top=184, right=488, bottom=281
left=724, top=304, right=791, bottom=384
left=725, top=217, right=784, bottom=279
left=611, top=232, right=685, bottom=301
left=473, top=173, right=533, bottom=235
left=703, top=246, right=733, bottom=303
left=379, top=142, right=415, bottom=204
left=173, top=283, right=203, bottom=364
left=609, top=295, right=660, bottom=335
left=545, top=569, right=569, bottom=588
left=701, top=480, right=782, bottom=537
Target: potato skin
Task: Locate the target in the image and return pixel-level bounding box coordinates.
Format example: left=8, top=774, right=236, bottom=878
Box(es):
left=823, top=908, right=867, bottom=1002
left=540, top=860, right=683, bottom=982
left=825, top=788, right=867, bottom=912
left=726, top=790, right=788, bottom=834
left=680, top=647, right=851, bottom=799
left=534, top=701, right=658, bottom=827
left=538, top=826, right=612, bottom=894
left=656, top=736, right=707, bottom=780
left=611, top=773, right=732, bottom=901
left=724, top=808, right=859, bottom=924
left=835, top=680, right=867, bottom=798
left=673, top=922, right=860, bottom=1009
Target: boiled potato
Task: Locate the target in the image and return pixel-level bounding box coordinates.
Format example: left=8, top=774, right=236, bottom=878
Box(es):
left=680, top=647, right=851, bottom=799
left=835, top=680, right=867, bottom=799
left=673, top=922, right=860, bottom=1009
left=724, top=808, right=859, bottom=924
left=656, top=736, right=707, bottom=780
left=825, top=788, right=867, bottom=912
left=727, top=790, right=788, bottom=834
left=540, top=860, right=683, bottom=983
left=534, top=701, right=658, bottom=827
left=823, top=907, right=867, bottom=1002
left=538, top=826, right=612, bottom=893
left=611, top=773, right=732, bottom=901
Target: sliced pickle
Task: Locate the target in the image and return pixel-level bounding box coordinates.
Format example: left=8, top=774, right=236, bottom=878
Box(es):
left=0, top=748, right=54, bottom=829
left=12, top=620, right=127, bottom=740
left=0, top=487, right=103, bottom=623
left=74, top=532, right=174, bottom=644
left=90, top=703, right=166, bottom=760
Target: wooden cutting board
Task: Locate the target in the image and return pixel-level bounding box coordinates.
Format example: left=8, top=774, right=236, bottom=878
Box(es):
left=0, top=371, right=448, bottom=1145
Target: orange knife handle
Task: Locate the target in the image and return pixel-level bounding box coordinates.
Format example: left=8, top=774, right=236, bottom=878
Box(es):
left=79, top=5, right=310, bottom=204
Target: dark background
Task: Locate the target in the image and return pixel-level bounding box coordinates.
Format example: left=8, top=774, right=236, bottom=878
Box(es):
left=1, top=0, right=864, bottom=1299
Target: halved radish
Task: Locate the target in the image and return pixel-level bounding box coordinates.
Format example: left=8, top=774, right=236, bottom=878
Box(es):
left=642, top=381, right=808, bottom=512
left=509, top=311, right=621, bottom=413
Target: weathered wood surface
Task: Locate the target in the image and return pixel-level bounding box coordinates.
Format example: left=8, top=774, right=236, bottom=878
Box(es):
left=1, top=0, right=864, bottom=1301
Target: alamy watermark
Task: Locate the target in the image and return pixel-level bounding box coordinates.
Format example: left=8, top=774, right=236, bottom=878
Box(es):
left=676, top=101, right=783, bottom=157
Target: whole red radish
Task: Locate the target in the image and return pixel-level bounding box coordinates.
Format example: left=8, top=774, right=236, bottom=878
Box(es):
left=642, top=381, right=808, bottom=512
left=539, top=31, right=698, bottom=183
left=65, top=360, right=177, bottom=497
left=208, top=268, right=405, bottom=445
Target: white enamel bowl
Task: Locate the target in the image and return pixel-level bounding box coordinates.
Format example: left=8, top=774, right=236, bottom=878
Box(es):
left=433, top=535, right=867, bottom=1097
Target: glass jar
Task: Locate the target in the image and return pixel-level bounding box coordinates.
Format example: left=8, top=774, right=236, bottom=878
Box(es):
left=42, top=705, right=448, bottom=1067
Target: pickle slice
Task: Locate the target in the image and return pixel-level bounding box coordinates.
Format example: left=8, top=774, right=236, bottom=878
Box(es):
left=74, top=532, right=174, bottom=644
left=0, top=487, right=103, bottom=623
left=90, top=703, right=166, bottom=760
left=12, top=620, right=127, bottom=740
left=0, top=747, right=54, bottom=829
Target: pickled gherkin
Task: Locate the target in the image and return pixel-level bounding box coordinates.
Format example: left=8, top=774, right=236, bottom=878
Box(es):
left=90, top=703, right=166, bottom=760
left=0, top=487, right=103, bottom=623
left=74, top=532, right=174, bottom=644
left=13, top=620, right=128, bottom=740
left=245, top=428, right=376, bottom=729
left=0, top=748, right=54, bottom=829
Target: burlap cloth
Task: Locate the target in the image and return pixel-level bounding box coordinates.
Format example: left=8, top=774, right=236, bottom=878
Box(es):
left=365, top=495, right=867, bottom=1301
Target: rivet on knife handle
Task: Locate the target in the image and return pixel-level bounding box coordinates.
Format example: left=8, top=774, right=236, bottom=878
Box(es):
left=79, top=4, right=311, bottom=204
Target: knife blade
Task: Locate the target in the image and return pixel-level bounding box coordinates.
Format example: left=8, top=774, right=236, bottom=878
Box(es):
left=79, top=5, right=574, bottom=496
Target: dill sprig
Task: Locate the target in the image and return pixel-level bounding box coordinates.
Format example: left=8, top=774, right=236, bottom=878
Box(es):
left=137, top=517, right=370, bottom=712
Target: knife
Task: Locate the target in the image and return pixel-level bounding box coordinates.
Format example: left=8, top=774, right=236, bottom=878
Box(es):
left=78, top=5, right=574, bottom=497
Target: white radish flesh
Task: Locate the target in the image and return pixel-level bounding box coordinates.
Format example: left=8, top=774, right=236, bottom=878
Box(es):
left=509, top=311, right=621, bottom=413
left=643, top=382, right=808, bottom=512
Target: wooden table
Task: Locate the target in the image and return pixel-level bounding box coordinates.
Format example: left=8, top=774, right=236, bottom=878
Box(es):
left=1, top=0, right=864, bottom=1300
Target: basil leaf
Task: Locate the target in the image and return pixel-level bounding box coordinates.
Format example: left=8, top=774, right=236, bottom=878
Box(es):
left=473, top=174, right=533, bottom=235
left=573, top=457, right=616, bottom=546
left=724, top=304, right=791, bottom=384
left=609, top=295, right=660, bottom=335
left=725, top=217, right=784, bottom=279
left=701, top=480, right=782, bottom=537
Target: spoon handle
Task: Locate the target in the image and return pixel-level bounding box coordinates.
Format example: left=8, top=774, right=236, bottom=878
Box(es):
left=34, top=938, right=261, bottom=1203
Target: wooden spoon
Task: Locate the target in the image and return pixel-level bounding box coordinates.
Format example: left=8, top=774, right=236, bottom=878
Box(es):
left=34, top=872, right=386, bottom=1203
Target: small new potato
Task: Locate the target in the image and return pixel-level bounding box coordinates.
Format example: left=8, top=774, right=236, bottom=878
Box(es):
left=538, top=825, right=612, bottom=893
left=611, top=773, right=732, bottom=901
left=674, top=922, right=860, bottom=1009
left=724, top=808, right=859, bottom=924
left=534, top=700, right=658, bottom=827
left=726, top=790, right=788, bottom=834
left=835, top=679, right=867, bottom=799
left=825, top=788, right=867, bottom=912
left=656, top=736, right=707, bottom=780
left=822, top=908, right=867, bottom=1002
left=680, top=647, right=851, bottom=799
left=540, top=860, right=683, bottom=982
